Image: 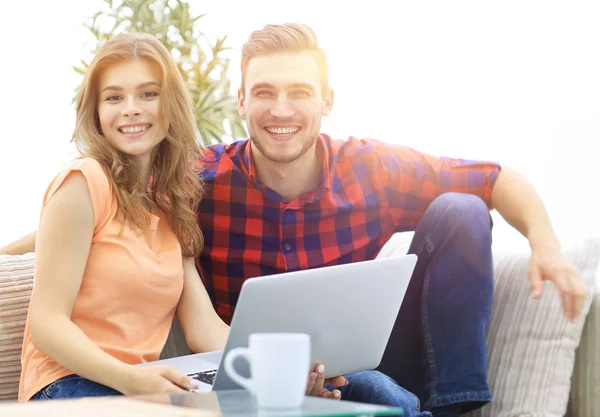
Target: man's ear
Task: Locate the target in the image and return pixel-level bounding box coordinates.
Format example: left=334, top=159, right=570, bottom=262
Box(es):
left=237, top=88, right=247, bottom=117
left=321, top=87, right=334, bottom=116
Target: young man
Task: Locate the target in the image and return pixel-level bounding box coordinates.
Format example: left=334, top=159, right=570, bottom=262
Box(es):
left=3, top=23, right=587, bottom=417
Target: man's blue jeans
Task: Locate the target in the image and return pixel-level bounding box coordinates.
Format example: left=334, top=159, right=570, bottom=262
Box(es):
left=376, top=192, right=494, bottom=413
left=335, top=371, right=431, bottom=417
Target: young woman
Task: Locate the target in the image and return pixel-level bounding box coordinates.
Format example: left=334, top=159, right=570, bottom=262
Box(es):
left=18, top=32, right=230, bottom=401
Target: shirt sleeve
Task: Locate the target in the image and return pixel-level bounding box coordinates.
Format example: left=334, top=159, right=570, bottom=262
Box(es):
left=372, top=141, right=501, bottom=225
left=41, top=157, right=112, bottom=235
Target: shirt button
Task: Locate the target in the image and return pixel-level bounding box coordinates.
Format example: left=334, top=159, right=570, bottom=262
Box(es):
left=284, top=244, right=291, bottom=251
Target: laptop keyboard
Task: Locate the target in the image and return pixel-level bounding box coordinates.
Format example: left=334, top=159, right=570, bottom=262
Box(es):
left=187, top=369, right=217, bottom=386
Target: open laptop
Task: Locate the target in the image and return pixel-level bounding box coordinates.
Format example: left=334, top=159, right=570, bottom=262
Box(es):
left=140, top=254, right=417, bottom=392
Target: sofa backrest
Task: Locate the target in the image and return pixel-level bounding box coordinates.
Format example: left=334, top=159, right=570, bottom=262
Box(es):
left=0, top=253, right=34, bottom=401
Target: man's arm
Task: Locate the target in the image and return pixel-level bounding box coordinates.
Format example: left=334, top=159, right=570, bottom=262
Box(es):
left=0, top=231, right=37, bottom=255
left=491, top=166, right=588, bottom=321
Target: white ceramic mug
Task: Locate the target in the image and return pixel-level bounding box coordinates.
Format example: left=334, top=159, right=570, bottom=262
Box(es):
left=224, top=333, right=311, bottom=409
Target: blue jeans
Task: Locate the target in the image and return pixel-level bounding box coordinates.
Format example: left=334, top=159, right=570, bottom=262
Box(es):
left=41, top=372, right=426, bottom=416
left=34, top=372, right=426, bottom=416
left=332, top=371, right=431, bottom=417
left=377, top=192, right=494, bottom=413
left=31, top=374, right=122, bottom=400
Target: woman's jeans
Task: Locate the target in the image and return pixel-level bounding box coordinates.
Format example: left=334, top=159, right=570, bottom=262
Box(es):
left=31, top=374, right=121, bottom=400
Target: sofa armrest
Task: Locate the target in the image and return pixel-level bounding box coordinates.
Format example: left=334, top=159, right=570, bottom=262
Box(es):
left=571, top=290, right=600, bottom=417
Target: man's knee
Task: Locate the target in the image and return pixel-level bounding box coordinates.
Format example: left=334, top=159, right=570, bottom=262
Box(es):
left=344, top=371, right=421, bottom=412
left=427, top=192, right=491, bottom=237
left=430, top=192, right=488, bottom=217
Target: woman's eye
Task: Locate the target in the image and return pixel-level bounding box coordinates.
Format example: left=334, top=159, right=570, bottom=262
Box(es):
left=105, top=95, right=121, bottom=101
left=141, top=91, right=158, bottom=98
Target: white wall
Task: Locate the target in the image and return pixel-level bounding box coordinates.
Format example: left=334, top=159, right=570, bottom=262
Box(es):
left=1, top=0, right=599, bottom=254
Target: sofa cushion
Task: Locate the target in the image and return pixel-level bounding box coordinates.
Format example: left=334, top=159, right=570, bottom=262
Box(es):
left=464, top=238, right=599, bottom=417
left=0, top=253, right=35, bottom=401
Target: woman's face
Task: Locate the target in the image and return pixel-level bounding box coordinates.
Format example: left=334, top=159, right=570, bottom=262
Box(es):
left=97, top=59, right=167, bottom=167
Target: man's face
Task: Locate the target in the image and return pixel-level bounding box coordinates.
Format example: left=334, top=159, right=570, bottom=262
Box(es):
left=238, top=52, right=333, bottom=164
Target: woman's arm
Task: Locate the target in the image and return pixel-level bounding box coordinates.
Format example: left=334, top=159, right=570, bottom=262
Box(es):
left=177, top=257, right=230, bottom=353
left=29, top=172, right=135, bottom=392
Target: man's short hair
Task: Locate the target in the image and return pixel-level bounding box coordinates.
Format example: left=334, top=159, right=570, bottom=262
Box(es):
left=241, top=23, right=329, bottom=91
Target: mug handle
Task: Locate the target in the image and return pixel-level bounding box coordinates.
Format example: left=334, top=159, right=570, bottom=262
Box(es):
left=224, top=347, right=254, bottom=393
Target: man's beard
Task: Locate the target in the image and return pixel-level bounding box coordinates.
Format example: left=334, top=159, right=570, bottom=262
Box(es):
left=250, top=132, right=318, bottom=164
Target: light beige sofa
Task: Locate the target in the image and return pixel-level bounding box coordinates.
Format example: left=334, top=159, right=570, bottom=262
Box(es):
left=1, top=238, right=598, bottom=416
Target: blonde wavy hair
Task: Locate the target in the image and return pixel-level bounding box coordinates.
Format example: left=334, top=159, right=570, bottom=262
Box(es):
left=73, top=32, right=203, bottom=257
left=241, top=23, right=329, bottom=91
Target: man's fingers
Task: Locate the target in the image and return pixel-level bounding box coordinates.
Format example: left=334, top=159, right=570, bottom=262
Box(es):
left=309, top=363, right=326, bottom=396
left=552, top=274, right=574, bottom=321
left=531, top=252, right=588, bottom=322
left=306, top=364, right=343, bottom=399
left=305, top=372, right=317, bottom=395
left=529, top=258, right=544, bottom=299
left=320, top=389, right=341, bottom=400
left=313, top=364, right=326, bottom=395
left=324, top=376, right=348, bottom=387
left=569, top=272, right=588, bottom=321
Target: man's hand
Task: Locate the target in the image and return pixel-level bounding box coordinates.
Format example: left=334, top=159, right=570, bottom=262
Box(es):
left=305, top=363, right=347, bottom=400
left=489, top=167, right=589, bottom=322
left=0, top=231, right=37, bottom=255
left=529, top=244, right=588, bottom=322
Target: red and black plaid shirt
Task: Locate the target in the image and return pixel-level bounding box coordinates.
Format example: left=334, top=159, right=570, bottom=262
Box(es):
left=196, top=134, right=500, bottom=323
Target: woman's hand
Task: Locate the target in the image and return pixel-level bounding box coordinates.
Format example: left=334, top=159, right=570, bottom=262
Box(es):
left=119, top=365, right=200, bottom=396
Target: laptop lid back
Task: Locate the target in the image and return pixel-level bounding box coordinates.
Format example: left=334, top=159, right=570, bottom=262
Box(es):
left=212, top=255, right=417, bottom=390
